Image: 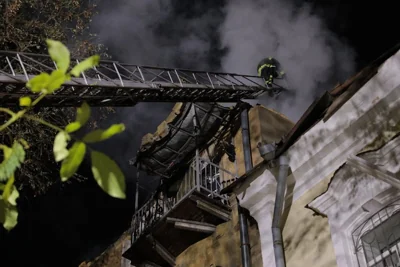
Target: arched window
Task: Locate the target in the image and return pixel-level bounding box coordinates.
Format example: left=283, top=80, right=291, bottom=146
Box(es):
left=352, top=198, right=400, bottom=267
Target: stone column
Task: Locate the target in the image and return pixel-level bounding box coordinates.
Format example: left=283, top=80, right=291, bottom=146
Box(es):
left=237, top=169, right=278, bottom=267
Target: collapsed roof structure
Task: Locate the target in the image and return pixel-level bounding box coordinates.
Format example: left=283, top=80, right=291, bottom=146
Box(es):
left=132, top=101, right=250, bottom=195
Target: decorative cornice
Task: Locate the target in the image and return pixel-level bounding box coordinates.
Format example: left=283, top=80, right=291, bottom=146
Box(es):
left=288, top=78, right=400, bottom=173
left=309, top=135, right=400, bottom=217
left=290, top=83, right=400, bottom=205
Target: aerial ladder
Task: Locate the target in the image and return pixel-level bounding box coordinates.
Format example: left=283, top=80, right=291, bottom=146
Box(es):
left=0, top=51, right=288, bottom=107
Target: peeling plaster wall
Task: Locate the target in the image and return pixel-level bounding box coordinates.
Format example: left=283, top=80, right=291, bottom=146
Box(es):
left=235, top=49, right=400, bottom=267
left=308, top=135, right=400, bottom=267
left=286, top=50, right=400, bottom=204
left=227, top=172, right=338, bottom=267
left=282, top=174, right=337, bottom=267
left=175, top=198, right=263, bottom=267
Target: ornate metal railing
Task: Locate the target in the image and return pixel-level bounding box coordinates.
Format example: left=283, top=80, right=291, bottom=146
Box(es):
left=130, top=156, right=237, bottom=243
left=352, top=198, right=400, bottom=267
left=130, top=193, right=177, bottom=243
left=196, top=157, right=237, bottom=202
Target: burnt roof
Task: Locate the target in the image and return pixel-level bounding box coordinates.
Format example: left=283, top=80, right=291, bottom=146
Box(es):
left=133, top=102, right=250, bottom=180
left=221, top=42, right=400, bottom=195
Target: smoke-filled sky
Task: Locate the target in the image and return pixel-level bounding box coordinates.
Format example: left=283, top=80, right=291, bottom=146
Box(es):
left=93, top=0, right=356, bottom=120
left=3, top=1, right=399, bottom=266
left=219, top=0, right=355, bottom=118
left=90, top=0, right=358, bottom=205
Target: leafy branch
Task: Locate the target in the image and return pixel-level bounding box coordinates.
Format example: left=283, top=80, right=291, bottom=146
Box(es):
left=0, top=40, right=126, bottom=231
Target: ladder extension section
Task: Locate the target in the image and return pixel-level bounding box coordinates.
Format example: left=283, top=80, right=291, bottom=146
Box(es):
left=0, top=51, right=279, bottom=107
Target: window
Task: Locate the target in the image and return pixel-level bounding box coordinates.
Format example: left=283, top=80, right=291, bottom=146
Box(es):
left=353, top=200, right=400, bottom=267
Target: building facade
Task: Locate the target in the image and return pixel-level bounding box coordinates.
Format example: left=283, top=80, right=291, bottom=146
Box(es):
left=121, top=44, right=400, bottom=267
left=223, top=44, right=400, bottom=267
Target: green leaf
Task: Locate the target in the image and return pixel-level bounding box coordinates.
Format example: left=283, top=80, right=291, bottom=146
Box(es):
left=7, top=185, right=19, bottom=206
left=76, top=101, right=91, bottom=126
left=0, top=200, right=18, bottom=231
left=0, top=175, right=18, bottom=231
left=70, top=55, right=100, bottom=77
left=65, top=122, right=81, bottom=133
left=83, top=124, right=125, bottom=143
left=47, top=70, right=67, bottom=93
left=65, top=102, right=91, bottom=133
left=2, top=175, right=18, bottom=205
left=26, top=70, right=69, bottom=94
left=53, top=132, right=70, bottom=162
left=18, top=139, right=29, bottom=149
left=46, top=39, right=70, bottom=73
left=60, top=142, right=86, bottom=182
left=1, top=177, right=12, bottom=200
left=90, top=151, right=126, bottom=199
left=19, top=96, right=31, bottom=107
left=0, top=142, right=25, bottom=182
left=26, top=73, right=50, bottom=93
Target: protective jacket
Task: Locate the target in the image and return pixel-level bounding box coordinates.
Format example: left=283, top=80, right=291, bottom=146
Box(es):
left=257, top=57, right=281, bottom=85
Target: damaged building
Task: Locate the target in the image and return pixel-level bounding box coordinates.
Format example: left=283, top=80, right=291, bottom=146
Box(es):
left=116, top=42, right=400, bottom=267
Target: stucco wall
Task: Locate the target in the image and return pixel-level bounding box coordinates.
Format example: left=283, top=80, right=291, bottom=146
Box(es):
left=232, top=49, right=400, bottom=267
left=283, top=174, right=337, bottom=267
left=176, top=199, right=263, bottom=267
left=308, top=133, right=400, bottom=267
left=220, top=106, right=294, bottom=181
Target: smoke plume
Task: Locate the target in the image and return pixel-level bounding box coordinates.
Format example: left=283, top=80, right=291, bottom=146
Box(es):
left=93, top=1, right=225, bottom=69
left=219, top=0, right=356, bottom=120
left=91, top=0, right=356, bottom=196
left=91, top=0, right=226, bottom=203
left=77, top=0, right=358, bottom=259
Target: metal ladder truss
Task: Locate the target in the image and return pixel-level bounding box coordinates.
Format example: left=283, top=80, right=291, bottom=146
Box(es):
left=0, top=51, right=282, bottom=107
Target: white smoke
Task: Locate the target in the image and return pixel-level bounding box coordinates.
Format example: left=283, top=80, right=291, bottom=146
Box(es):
left=219, top=0, right=356, bottom=120
left=90, top=0, right=226, bottom=201
left=90, top=0, right=357, bottom=187
left=78, top=0, right=358, bottom=260
left=92, top=0, right=173, bottom=65
left=90, top=0, right=175, bottom=199
left=92, top=0, right=224, bottom=69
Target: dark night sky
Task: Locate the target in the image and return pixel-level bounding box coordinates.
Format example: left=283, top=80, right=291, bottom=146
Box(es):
left=1, top=1, right=399, bottom=266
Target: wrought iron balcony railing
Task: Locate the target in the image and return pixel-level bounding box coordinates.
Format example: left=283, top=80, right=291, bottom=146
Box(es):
left=130, top=156, right=237, bottom=243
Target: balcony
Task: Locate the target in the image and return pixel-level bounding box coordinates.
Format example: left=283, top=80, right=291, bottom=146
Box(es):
left=123, top=156, right=237, bottom=266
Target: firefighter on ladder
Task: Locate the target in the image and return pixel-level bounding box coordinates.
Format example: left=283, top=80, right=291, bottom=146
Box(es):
left=257, top=57, right=284, bottom=87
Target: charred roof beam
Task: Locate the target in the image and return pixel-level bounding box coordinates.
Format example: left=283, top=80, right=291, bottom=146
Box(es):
left=135, top=103, right=246, bottom=180
left=168, top=123, right=196, bottom=137
left=149, top=156, right=169, bottom=168
left=163, top=146, right=181, bottom=155
left=193, top=103, right=225, bottom=121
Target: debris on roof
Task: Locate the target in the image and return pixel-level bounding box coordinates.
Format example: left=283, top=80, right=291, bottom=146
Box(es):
left=222, top=42, right=400, bottom=195
left=133, top=102, right=249, bottom=182
left=140, top=103, right=184, bottom=149
left=276, top=41, right=400, bottom=158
